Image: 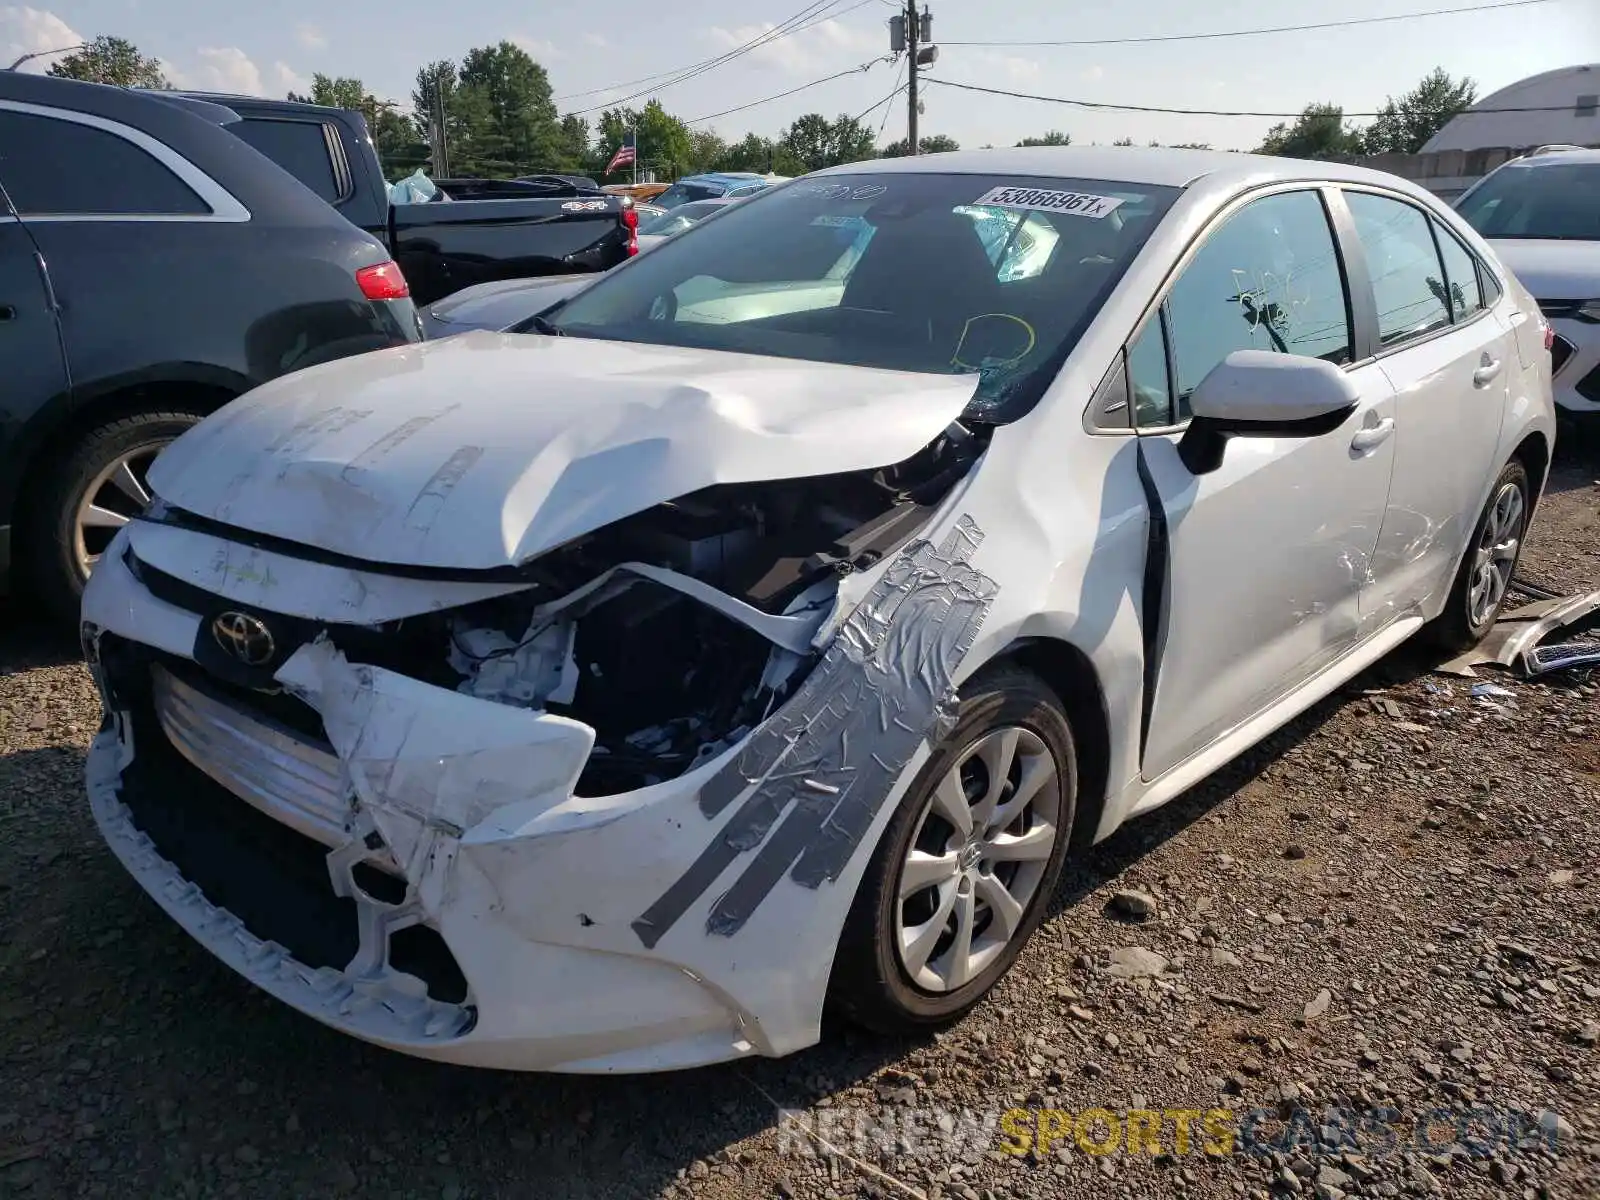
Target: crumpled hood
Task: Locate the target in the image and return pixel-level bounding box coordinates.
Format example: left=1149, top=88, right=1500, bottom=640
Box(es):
left=148, top=331, right=978, bottom=571
left=1488, top=239, right=1600, bottom=301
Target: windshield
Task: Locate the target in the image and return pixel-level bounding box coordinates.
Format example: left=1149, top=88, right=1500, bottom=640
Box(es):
left=539, top=172, right=1180, bottom=422
left=638, top=200, right=723, bottom=236
left=655, top=181, right=725, bottom=209
left=1456, top=161, right=1600, bottom=241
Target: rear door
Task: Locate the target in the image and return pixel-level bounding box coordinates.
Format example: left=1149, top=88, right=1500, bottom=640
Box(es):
left=1130, top=186, right=1399, bottom=781
left=0, top=185, right=70, bottom=507
left=1339, top=188, right=1510, bottom=623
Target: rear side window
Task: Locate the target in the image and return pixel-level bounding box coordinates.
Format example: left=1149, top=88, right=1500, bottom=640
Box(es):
left=1431, top=219, right=1486, bottom=322
left=1345, top=192, right=1451, bottom=348
left=0, top=109, right=209, bottom=216
left=232, top=118, right=341, bottom=203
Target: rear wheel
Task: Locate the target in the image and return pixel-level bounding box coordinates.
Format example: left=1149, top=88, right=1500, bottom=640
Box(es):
left=829, top=665, right=1077, bottom=1033
left=24, top=408, right=205, bottom=617
left=1426, top=459, right=1530, bottom=653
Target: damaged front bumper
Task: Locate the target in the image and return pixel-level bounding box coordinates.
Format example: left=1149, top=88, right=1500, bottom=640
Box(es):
left=81, top=507, right=996, bottom=1072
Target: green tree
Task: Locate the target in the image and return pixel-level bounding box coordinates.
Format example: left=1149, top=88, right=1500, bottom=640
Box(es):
left=594, top=100, right=692, bottom=180
left=1256, top=104, right=1364, bottom=160
left=1016, top=130, right=1071, bottom=147
left=410, top=60, right=499, bottom=176
left=1364, top=68, right=1477, bottom=155
left=458, top=41, right=563, bottom=175
left=1112, top=136, right=1135, bottom=147
left=556, top=115, right=591, bottom=173
left=687, top=128, right=727, bottom=174
left=714, top=131, right=801, bottom=175
left=47, top=35, right=167, bottom=89
left=780, top=112, right=876, bottom=171
left=878, top=133, right=960, bottom=157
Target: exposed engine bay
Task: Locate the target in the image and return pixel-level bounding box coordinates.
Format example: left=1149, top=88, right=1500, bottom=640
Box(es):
left=432, top=421, right=988, bottom=793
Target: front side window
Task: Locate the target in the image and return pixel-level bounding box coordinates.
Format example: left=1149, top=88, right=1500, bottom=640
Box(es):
left=0, top=109, right=209, bottom=216
left=1346, top=191, right=1451, bottom=348
left=1455, top=162, right=1600, bottom=241
left=541, top=172, right=1180, bottom=423
left=1132, top=189, right=1351, bottom=425
left=1432, top=219, right=1486, bottom=322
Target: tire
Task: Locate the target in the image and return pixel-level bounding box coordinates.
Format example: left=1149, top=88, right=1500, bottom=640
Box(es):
left=23, top=407, right=206, bottom=619
left=829, top=664, right=1078, bottom=1034
left=1426, top=458, right=1531, bottom=654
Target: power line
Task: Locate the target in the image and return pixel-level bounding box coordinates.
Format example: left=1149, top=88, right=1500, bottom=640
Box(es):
left=877, top=58, right=908, bottom=138
left=555, top=0, right=881, bottom=105
left=853, top=78, right=908, bottom=124
left=687, top=57, right=891, bottom=123
left=938, top=0, right=1562, bottom=47
left=565, top=0, right=849, bottom=116
left=922, top=77, right=1593, bottom=119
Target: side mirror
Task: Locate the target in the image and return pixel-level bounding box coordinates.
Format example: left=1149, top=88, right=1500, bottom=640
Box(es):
left=1178, top=350, right=1360, bottom=475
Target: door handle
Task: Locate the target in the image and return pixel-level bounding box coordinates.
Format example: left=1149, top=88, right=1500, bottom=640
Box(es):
left=0, top=304, right=15, bottom=322
left=1350, top=417, right=1395, bottom=453
left=1473, top=356, right=1503, bottom=387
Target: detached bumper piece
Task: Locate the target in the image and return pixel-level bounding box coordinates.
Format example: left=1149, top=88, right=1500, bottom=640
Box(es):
left=90, top=639, right=475, bottom=1043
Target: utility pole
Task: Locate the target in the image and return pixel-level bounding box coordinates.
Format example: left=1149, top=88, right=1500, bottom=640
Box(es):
left=890, top=5, right=935, bottom=156
left=906, top=0, right=919, bottom=157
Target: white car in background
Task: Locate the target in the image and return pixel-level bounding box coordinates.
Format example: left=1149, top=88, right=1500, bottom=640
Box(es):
left=1455, top=145, right=1600, bottom=428
left=635, top=196, right=742, bottom=253
left=82, top=147, right=1553, bottom=1074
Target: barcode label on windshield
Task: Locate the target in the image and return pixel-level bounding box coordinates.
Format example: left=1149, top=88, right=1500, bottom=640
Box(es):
left=972, top=187, right=1124, bottom=219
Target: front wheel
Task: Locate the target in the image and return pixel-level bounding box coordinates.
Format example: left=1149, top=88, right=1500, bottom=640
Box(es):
left=1426, top=458, right=1530, bottom=653
left=829, top=665, right=1077, bottom=1033
left=24, top=407, right=205, bottom=617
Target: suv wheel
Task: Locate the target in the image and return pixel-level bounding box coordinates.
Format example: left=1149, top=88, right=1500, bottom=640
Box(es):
left=26, top=407, right=205, bottom=614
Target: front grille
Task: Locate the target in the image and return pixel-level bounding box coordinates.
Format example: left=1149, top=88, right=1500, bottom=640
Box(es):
left=1577, top=364, right=1600, bottom=405
left=151, top=664, right=349, bottom=849
left=1552, top=334, right=1577, bottom=376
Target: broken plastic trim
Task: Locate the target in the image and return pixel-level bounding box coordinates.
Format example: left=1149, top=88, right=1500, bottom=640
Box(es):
left=632, top=514, right=998, bottom=948
left=1436, top=588, right=1600, bottom=678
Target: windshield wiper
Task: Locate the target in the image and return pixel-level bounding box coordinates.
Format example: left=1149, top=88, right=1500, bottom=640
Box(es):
left=525, top=314, right=565, bottom=336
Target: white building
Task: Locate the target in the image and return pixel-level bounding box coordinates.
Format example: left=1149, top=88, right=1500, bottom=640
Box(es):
left=1423, top=63, right=1599, bottom=153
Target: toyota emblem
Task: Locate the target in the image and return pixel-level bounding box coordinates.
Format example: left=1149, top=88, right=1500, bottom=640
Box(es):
left=211, top=611, right=276, bottom=666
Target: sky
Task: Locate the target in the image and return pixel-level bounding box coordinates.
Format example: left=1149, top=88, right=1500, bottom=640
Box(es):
left=2, top=0, right=1597, bottom=154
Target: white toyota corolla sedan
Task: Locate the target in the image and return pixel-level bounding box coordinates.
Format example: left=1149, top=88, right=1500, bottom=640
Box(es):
left=81, top=147, right=1555, bottom=1073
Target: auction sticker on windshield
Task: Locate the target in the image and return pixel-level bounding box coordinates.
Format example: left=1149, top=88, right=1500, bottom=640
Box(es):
left=972, top=187, right=1124, bottom=219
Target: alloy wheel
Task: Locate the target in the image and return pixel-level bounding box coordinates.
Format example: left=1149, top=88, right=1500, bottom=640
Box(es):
left=72, top=443, right=164, bottom=578
left=1466, top=480, right=1525, bottom=629
left=893, top=726, right=1062, bottom=993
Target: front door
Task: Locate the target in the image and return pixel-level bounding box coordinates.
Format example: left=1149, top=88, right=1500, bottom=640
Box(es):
left=1130, top=187, right=1399, bottom=781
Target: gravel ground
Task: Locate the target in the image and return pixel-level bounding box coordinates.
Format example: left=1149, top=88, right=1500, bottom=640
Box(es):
left=2, top=451, right=1597, bottom=1200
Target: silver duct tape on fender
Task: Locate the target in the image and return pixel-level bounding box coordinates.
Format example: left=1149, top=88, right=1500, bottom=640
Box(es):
left=632, top=515, right=997, bottom=948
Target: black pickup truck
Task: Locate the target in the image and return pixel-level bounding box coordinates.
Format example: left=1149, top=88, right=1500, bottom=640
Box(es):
left=173, top=93, right=636, bottom=304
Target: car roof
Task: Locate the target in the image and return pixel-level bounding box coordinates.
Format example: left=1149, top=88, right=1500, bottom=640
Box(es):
left=1499, top=146, right=1600, bottom=166
left=167, top=90, right=348, bottom=119
left=810, top=145, right=1444, bottom=192
left=676, top=172, right=767, bottom=187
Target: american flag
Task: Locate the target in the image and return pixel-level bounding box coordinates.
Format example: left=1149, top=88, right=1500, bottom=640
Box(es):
left=605, top=130, right=636, bottom=175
